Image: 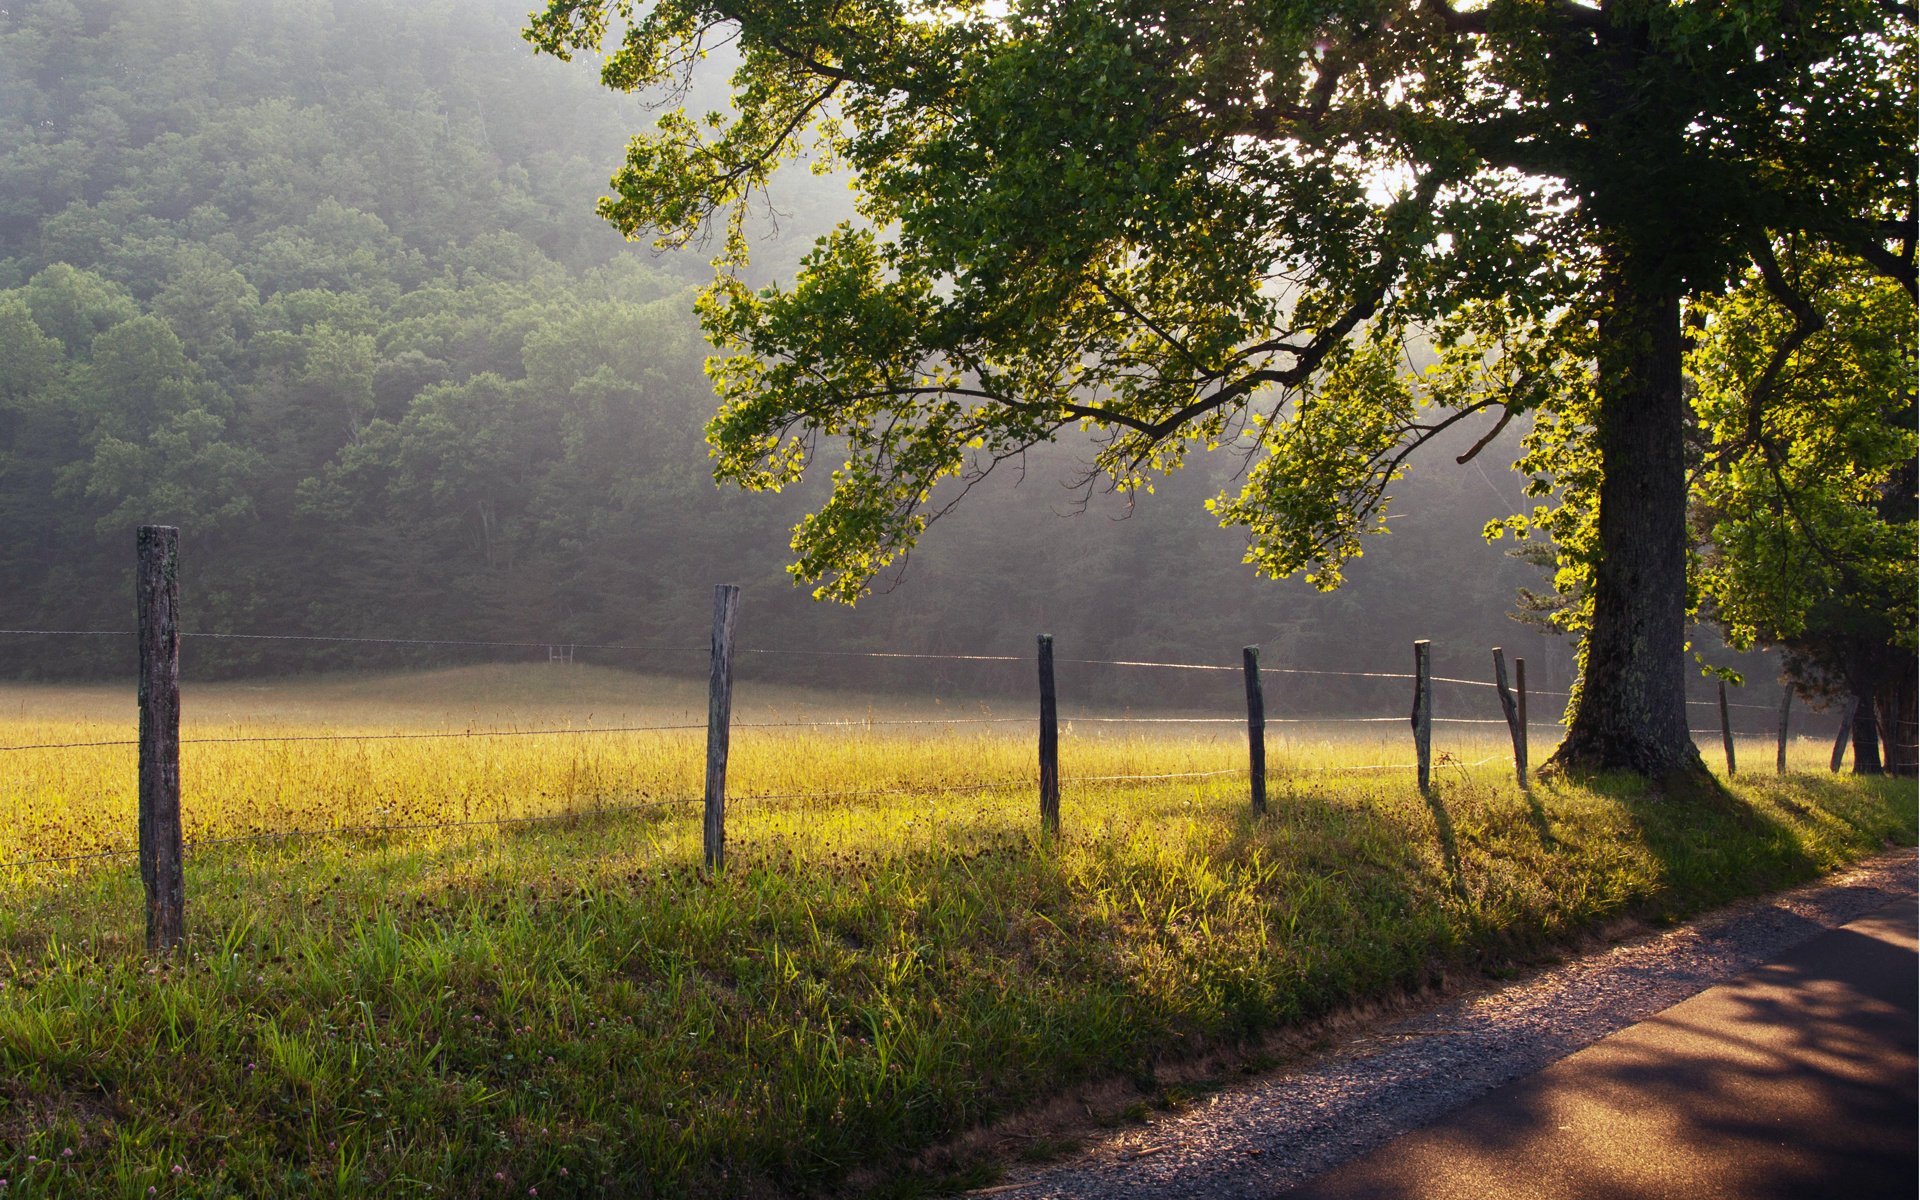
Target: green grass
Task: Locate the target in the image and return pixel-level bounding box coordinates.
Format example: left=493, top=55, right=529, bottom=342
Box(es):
left=0, top=667, right=1912, bottom=1198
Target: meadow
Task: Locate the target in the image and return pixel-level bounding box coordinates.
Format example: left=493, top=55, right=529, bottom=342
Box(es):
left=0, top=666, right=1912, bottom=1198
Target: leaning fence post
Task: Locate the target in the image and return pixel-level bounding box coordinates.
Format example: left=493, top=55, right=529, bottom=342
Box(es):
left=703, top=584, right=740, bottom=872
left=1037, top=634, right=1060, bottom=836
left=1243, top=646, right=1267, bottom=816
left=137, top=525, right=185, bottom=953
left=1492, top=648, right=1526, bottom=788
left=1776, top=685, right=1793, bottom=775
left=1411, top=640, right=1433, bottom=794
left=1718, top=680, right=1737, bottom=776
left=1515, top=658, right=1530, bottom=783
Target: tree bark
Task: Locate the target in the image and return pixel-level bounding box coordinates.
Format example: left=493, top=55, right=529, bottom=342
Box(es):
left=1548, top=260, right=1704, bottom=781
left=1877, top=674, right=1917, bottom=776
left=1850, top=692, right=1884, bottom=774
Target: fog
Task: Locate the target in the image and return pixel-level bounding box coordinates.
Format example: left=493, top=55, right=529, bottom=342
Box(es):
left=1, top=0, right=1790, bottom=726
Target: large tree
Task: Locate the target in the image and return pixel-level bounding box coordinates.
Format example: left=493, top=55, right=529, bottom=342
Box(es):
left=528, top=0, right=1915, bottom=780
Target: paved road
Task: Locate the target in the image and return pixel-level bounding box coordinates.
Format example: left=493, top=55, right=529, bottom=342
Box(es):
left=1286, top=899, right=1918, bottom=1200
left=988, top=854, right=1917, bottom=1200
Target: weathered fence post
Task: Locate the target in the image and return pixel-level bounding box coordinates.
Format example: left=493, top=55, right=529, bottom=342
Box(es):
left=1718, top=680, right=1737, bottom=776
left=1243, top=646, right=1267, bottom=816
left=1776, top=685, right=1793, bottom=775
left=1411, top=640, right=1433, bottom=794
left=703, top=584, right=740, bottom=872
left=1037, top=634, right=1060, bottom=836
left=1830, top=697, right=1856, bottom=773
left=1492, top=648, right=1526, bottom=789
left=1515, top=658, right=1530, bottom=783
left=137, top=525, right=185, bottom=953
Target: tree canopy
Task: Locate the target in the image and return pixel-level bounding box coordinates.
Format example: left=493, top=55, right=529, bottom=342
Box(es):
left=1690, top=247, right=1917, bottom=771
left=529, top=0, right=1916, bottom=778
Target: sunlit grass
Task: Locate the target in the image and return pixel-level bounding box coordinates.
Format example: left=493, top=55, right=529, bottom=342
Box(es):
left=0, top=665, right=1549, bottom=864
left=0, top=667, right=1911, bottom=1198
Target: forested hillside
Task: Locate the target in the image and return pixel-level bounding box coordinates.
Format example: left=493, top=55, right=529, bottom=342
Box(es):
left=0, top=0, right=1590, bottom=705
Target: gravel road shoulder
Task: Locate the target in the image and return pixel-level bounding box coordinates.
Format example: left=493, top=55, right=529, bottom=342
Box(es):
left=976, top=848, right=1918, bottom=1200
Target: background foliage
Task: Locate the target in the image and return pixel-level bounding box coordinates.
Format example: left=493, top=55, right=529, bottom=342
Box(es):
left=11, top=0, right=1799, bottom=709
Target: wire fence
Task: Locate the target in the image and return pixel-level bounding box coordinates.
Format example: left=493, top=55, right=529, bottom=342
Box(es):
left=2, top=594, right=1816, bottom=891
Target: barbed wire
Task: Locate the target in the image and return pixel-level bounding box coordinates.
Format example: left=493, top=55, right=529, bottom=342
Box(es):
left=738, top=647, right=1024, bottom=663
left=1686, top=698, right=1780, bottom=712
left=733, top=779, right=1025, bottom=804
left=0, top=628, right=129, bottom=638
left=0, top=715, right=1047, bottom=754
left=0, top=627, right=709, bottom=653
left=0, top=625, right=1548, bottom=694
left=0, top=845, right=139, bottom=869
left=189, top=723, right=709, bottom=746
left=1066, top=768, right=1248, bottom=783
left=0, top=706, right=1773, bottom=756
left=736, top=716, right=1028, bottom=729
left=1, top=738, right=142, bottom=753
left=1063, top=715, right=1244, bottom=725
left=5, top=626, right=1794, bottom=720
left=1282, top=752, right=1508, bottom=774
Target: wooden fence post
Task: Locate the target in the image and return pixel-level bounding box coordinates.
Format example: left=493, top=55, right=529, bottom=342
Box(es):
left=137, top=525, right=184, bottom=953
left=1515, top=657, right=1530, bottom=784
left=1776, top=685, right=1793, bottom=775
left=1718, top=680, right=1737, bottom=776
left=1243, top=646, right=1267, bottom=816
left=1037, top=634, right=1060, bottom=836
left=1411, top=640, right=1433, bottom=794
left=1492, top=648, right=1526, bottom=789
left=703, top=584, right=740, bottom=872
left=1830, top=697, right=1856, bottom=773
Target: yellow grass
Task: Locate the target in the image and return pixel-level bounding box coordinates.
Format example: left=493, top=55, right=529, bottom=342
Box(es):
left=0, top=667, right=1906, bottom=1198
left=0, top=664, right=1837, bottom=869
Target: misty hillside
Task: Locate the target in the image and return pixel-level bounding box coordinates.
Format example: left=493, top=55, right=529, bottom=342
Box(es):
left=0, top=0, right=1585, bottom=707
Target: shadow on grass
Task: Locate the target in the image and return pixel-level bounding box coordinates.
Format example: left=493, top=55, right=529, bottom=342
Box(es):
left=1422, top=787, right=1468, bottom=899
left=28, top=770, right=1897, bottom=1200
left=1566, top=767, right=1837, bottom=915
left=1521, top=786, right=1558, bottom=849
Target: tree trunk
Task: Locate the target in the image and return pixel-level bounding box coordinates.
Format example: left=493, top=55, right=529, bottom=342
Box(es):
left=1874, top=671, right=1915, bottom=776
left=1547, top=261, right=1704, bottom=782
left=1850, top=692, right=1884, bottom=774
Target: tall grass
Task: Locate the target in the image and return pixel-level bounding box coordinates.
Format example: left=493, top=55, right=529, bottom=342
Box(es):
left=0, top=668, right=1911, bottom=1198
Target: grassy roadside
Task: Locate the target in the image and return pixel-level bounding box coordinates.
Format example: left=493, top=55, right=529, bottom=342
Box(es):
left=0, top=674, right=1913, bottom=1197
left=1, top=774, right=1908, bottom=1198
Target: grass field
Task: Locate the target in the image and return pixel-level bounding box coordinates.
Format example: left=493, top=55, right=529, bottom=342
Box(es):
left=0, top=666, right=1912, bottom=1198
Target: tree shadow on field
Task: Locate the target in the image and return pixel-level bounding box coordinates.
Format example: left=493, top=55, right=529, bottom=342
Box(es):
left=1562, top=766, right=1828, bottom=912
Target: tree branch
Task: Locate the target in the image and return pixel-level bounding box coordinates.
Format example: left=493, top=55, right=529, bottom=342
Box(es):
left=1691, top=239, right=1828, bottom=485
left=1455, top=404, right=1516, bottom=464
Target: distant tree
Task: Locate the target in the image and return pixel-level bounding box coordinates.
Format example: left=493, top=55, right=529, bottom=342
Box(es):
left=1689, top=248, right=1917, bottom=775
left=528, top=0, right=1915, bottom=780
